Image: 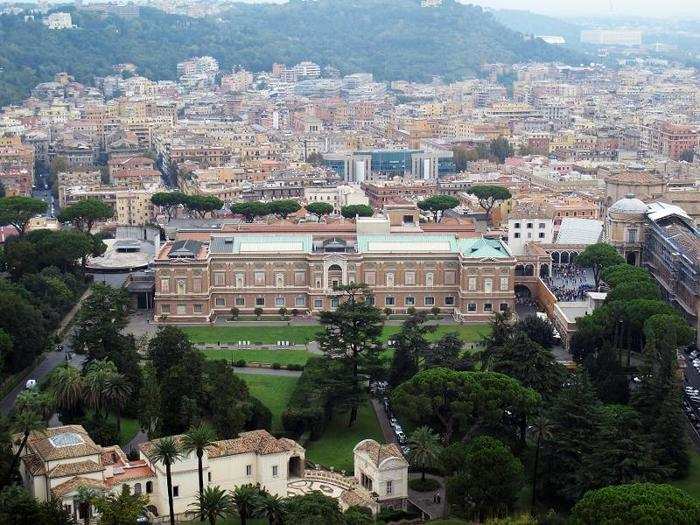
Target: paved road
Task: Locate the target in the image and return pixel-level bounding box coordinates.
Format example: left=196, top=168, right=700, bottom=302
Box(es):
left=32, top=172, right=57, bottom=218
left=234, top=367, right=302, bottom=377
left=0, top=349, right=84, bottom=416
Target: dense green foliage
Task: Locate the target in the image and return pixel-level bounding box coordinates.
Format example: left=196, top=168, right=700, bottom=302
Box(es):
left=417, top=195, right=460, bottom=222
left=0, top=0, right=579, bottom=106
left=570, top=483, right=700, bottom=525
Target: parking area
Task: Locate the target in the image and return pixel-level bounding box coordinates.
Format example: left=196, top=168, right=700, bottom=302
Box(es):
left=370, top=381, right=410, bottom=456
left=682, top=348, right=700, bottom=447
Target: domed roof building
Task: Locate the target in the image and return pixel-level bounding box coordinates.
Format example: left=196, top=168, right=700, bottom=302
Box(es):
left=605, top=194, right=648, bottom=266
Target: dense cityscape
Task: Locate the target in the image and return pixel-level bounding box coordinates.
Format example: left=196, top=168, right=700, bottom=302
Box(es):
left=0, top=0, right=699, bottom=524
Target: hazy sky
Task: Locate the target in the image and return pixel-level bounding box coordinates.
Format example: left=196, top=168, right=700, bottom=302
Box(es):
left=459, top=0, right=699, bottom=18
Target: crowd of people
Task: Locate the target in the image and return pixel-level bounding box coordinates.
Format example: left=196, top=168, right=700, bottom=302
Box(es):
left=543, top=264, right=595, bottom=302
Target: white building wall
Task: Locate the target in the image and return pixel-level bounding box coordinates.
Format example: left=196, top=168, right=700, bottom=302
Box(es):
left=507, top=217, right=554, bottom=255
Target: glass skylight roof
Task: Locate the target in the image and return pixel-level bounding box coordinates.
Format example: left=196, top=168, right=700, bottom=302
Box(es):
left=49, top=432, right=85, bottom=448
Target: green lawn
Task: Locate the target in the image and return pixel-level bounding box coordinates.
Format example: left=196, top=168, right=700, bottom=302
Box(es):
left=119, top=417, right=140, bottom=447
left=381, top=323, right=491, bottom=343
left=672, top=450, right=700, bottom=500
left=184, top=323, right=490, bottom=345
left=306, top=403, right=384, bottom=473
left=236, top=373, right=299, bottom=432
left=201, top=348, right=312, bottom=366
left=183, top=325, right=321, bottom=345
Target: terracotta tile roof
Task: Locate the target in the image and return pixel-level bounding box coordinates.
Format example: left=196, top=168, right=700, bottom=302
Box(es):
left=51, top=477, right=107, bottom=498
left=208, top=430, right=297, bottom=458
left=21, top=453, right=45, bottom=476
left=105, top=461, right=156, bottom=487
left=48, top=460, right=103, bottom=479
left=101, top=446, right=128, bottom=466
left=354, top=439, right=408, bottom=468
left=24, top=425, right=102, bottom=462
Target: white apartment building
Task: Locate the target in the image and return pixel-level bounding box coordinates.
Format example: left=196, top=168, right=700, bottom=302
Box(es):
left=507, top=215, right=554, bottom=256
left=303, top=184, right=369, bottom=210
left=43, top=12, right=73, bottom=30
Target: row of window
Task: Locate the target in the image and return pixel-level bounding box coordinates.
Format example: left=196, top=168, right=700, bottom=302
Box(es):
left=162, top=268, right=515, bottom=294
left=513, top=232, right=547, bottom=239
left=513, top=222, right=547, bottom=229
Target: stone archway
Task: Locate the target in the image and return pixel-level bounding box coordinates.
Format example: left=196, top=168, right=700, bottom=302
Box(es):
left=561, top=252, right=570, bottom=264
left=570, top=251, right=579, bottom=263
left=524, top=264, right=535, bottom=276
left=539, top=264, right=550, bottom=278
left=626, top=251, right=638, bottom=265
left=551, top=252, right=560, bottom=264
left=515, top=264, right=525, bottom=276
left=515, top=284, right=533, bottom=299
left=327, top=264, right=343, bottom=289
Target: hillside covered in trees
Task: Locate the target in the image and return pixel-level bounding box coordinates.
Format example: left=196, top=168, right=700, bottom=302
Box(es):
left=0, top=0, right=582, bottom=105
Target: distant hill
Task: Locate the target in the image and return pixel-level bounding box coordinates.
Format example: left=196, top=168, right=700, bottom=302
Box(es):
left=491, top=8, right=583, bottom=48
left=0, top=0, right=582, bottom=106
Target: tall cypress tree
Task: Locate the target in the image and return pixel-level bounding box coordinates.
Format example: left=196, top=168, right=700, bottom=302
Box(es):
left=541, top=370, right=602, bottom=504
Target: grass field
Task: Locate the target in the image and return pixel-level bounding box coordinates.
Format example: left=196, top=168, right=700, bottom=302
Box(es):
left=184, top=322, right=490, bottom=345
left=672, top=450, right=700, bottom=500
left=183, top=325, right=321, bottom=345
left=201, top=348, right=312, bottom=366
left=236, top=373, right=299, bottom=432
left=381, top=323, right=491, bottom=343
left=306, top=403, right=384, bottom=473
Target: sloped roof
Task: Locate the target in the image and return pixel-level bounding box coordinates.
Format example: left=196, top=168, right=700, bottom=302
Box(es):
left=22, top=425, right=101, bottom=462
left=51, top=477, right=106, bottom=498
left=556, top=218, right=603, bottom=245
left=353, top=439, right=408, bottom=469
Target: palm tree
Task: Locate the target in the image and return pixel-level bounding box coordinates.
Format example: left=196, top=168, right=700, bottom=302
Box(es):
left=189, top=486, right=232, bottom=525
left=257, top=492, right=286, bottom=525
left=75, top=485, right=98, bottom=525
left=84, top=359, right=118, bottom=418
left=231, top=484, right=260, bottom=525
left=103, top=371, right=132, bottom=435
left=150, top=436, right=184, bottom=525
left=529, top=416, right=553, bottom=509
left=181, top=423, right=218, bottom=522
left=7, top=390, right=52, bottom=481
left=408, top=426, right=441, bottom=482
left=50, top=363, right=84, bottom=415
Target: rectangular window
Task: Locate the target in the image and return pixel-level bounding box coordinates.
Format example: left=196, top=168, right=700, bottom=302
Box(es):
left=500, top=303, right=509, bottom=312
left=386, top=273, right=395, bottom=287
left=445, top=296, right=455, bottom=306
left=527, top=223, right=533, bottom=229
left=445, top=271, right=456, bottom=286
left=214, top=272, right=226, bottom=286
left=193, top=304, right=203, bottom=313
left=235, top=297, right=245, bottom=306
left=539, top=223, right=546, bottom=229
left=468, top=277, right=477, bottom=291
left=254, top=272, right=265, bottom=286
left=385, top=296, right=395, bottom=306
left=173, top=486, right=179, bottom=498
left=295, top=272, right=306, bottom=286
left=500, top=277, right=508, bottom=291
left=405, top=272, right=416, bottom=285
left=177, top=280, right=186, bottom=295
left=160, top=279, right=170, bottom=293
left=467, top=303, right=477, bottom=312
left=484, top=278, right=493, bottom=293
left=161, top=304, right=171, bottom=314
left=514, top=222, right=520, bottom=229
left=314, top=299, right=323, bottom=309
left=405, top=296, right=415, bottom=306
left=424, top=296, right=435, bottom=306
left=386, top=480, right=393, bottom=495
left=538, top=232, right=545, bottom=239
left=484, top=303, right=493, bottom=312
left=215, top=297, right=225, bottom=307
left=628, top=229, right=637, bottom=243
left=272, top=465, right=278, bottom=477
left=275, top=297, right=285, bottom=307
left=514, top=232, right=521, bottom=239
left=364, top=271, right=376, bottom=285
left=295, top=296, right=306, bottom=307
left=193, top=278, right=202, bottom=293
left=255, top=297, right=265, bottom=307
left=246, top=465, right=252, bottom=476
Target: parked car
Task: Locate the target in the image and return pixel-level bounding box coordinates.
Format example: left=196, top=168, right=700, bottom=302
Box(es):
left=25, top=379, right=37, bottom=390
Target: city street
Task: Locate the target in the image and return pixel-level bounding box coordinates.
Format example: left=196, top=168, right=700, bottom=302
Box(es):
left=31, top=172, right=57, bottom=218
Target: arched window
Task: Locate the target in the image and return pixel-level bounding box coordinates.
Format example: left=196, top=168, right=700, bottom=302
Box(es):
left=146, top=481, right=153, bottom=494
left=134, top=483, right=142, bottom=495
